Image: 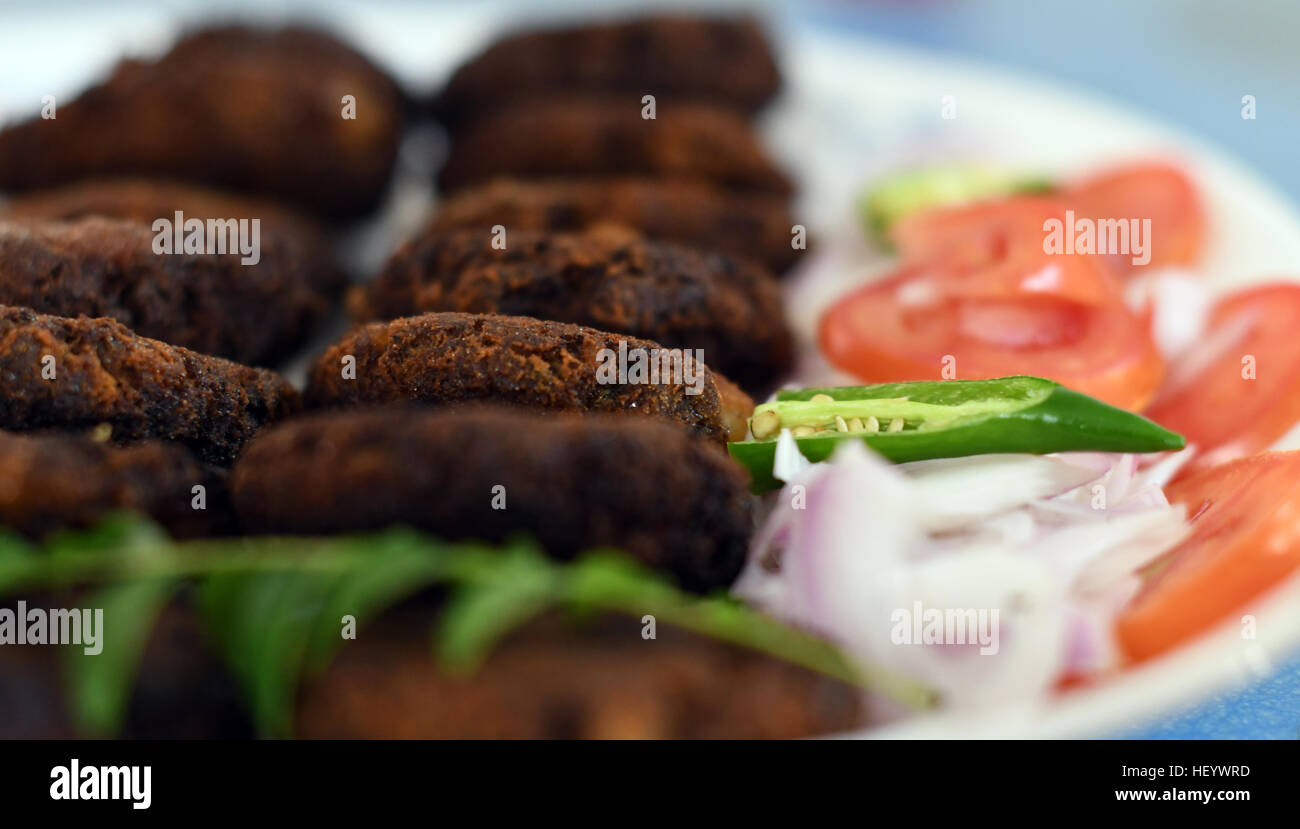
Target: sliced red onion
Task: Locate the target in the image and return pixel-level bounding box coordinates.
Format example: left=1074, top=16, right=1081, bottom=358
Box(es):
left=738, top=439, right=1189, bottom=708
left=772, top=428, right=814, bottom=484
left=901, top=454, right=1109, bottom=531
left=1137, top=446, right=1197, bottom=487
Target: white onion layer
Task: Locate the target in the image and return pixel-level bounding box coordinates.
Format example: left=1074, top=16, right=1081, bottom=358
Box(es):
left=735, top=442, right=1188, bottom=708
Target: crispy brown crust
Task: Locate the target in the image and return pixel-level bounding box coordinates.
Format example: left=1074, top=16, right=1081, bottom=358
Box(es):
left=305, top=311, right=731, bottom=444
left=0, top=25, right=405, bottom=220
left=0, top=430, right=230, bottom=538
left=297, top=611, right=861, bottom=739
left=231, top=406, right=753, bottom=590
left=431, top=14, right=781, bottom=127
left=0, top=177, right=337, bottom=253
left=354, top=228, right=793, bottom=394
left=0, top=306, right=299, bottom=466
left=0, top=215, right=337, bottom=366
left=436, top=97, right=793, bottom=196
left=429, top=177, right=803, bottom=274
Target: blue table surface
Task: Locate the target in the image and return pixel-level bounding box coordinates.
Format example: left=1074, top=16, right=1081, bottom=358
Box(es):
left=792, top=0, right=1300, bottom=739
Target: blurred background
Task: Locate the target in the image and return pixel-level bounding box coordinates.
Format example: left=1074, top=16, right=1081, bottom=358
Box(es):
left=0, top=0, right=1296, bottom=738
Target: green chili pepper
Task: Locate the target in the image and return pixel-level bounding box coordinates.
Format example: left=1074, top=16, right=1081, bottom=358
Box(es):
left=728, top=376, right=1185, bottom=492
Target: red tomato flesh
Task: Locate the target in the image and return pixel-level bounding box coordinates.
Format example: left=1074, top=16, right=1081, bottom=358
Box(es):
left=1065, top=162, right=1205, bottom=275
left=1116, top=451, right=1300, bottom=662
left=819, top=265, right=1165, bottom=411
left=1145, top=283, right=1300, bottom=475
left=890, top=197, right=1119, bottom=306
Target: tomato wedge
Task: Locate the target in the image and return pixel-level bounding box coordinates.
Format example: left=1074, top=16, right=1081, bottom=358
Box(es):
left=1116, top=451, right=1300, bottom=662
left=1065, top=162, right=1205, bottom=275
left=819, top=264, right=1164, bottom=411
left=1145, top=283, right=1300, bottom=476
left=890, top=196, right=1118, bottom=307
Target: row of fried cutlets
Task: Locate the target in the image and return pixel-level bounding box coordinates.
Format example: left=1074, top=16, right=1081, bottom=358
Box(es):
left=0, top=15, right=850, bottom=739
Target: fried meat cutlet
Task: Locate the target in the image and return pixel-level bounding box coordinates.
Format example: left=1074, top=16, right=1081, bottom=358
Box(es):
left=353, top=227, right=793, bottom=394
left=0, top=430, right=229, bottom=538
left=297, top=611, right=862, bottom=739
left=305, top=312, right=732, bottom=445
left=0, top=603, right=859, bottom=739
left=436, top=97, right=793, bottom=196
left=0, top=216, right=336, bottom=366
left=0, top=25, right=406, bottom=220
left=230, top=406, right=753, bottom=591
left=428, top=177, right=803, bottom=274
left=0, top=306, right=299, bottom=466
left=0, top=176, right=337, bottom=258
left=431, top=14, right=781, bottom=128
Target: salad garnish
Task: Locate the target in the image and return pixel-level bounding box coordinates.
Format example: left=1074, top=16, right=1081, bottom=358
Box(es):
left=731, top=376, right=1184, bottom=492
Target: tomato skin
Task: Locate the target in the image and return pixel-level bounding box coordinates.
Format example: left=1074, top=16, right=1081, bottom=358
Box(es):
left=1066, top=162, right=1205, bottom=274
left=825, top=174, right=1189, bottom=412
left=890, top=197, right=1119, bottom=306
left=1145, top=283, right=1300, bottom=476
left=818, top=268, right=1165, bottom=411
left=892, top=195, right=1060, bottom=254
left=1116, top=451, right=1300, bottom=663
left=893, top=164, right=1204, bottom=279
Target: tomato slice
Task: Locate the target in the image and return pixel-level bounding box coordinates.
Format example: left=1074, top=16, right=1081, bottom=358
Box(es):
left=819, top=266, right=1165, bottom=411
left=1116, top=451, right=1300, bottom=662
left=1065, top=162, right=1205, bottom=274
left=1145, top=283, right=1300, bottom=476
left=892, top=195, right=1059, bottom=253
left=890, top=196, right=1119, bottom=306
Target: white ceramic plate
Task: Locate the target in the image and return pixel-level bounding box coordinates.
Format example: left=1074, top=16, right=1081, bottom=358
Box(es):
left=3, top=1, right=1298, bottom=738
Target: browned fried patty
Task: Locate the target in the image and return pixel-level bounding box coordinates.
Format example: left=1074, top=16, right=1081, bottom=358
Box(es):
left=231, top=406, right=752, bottom=590
left=0, top=216, right=337, bottom=366
left=0, top=25, right=405, bottom=220
left=298, top=610, right=861, bottom=739
left=0, top=306, right=299, bottom=466
left=0, top=177, right=337, bottom=255
left=353, top=227, right=793, bottom=393
left=305, top=312, right=733, bottom=444
left=0, top=430, right=229, bottom=538
left=436, top=97, right=793, bottom=196
left=0, top=602, right=858, bottom=739
left=431, top=14, right=781, bottom=128
left=428, top=177, right=803, bottom=274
